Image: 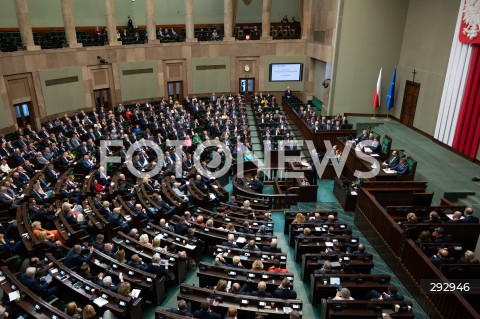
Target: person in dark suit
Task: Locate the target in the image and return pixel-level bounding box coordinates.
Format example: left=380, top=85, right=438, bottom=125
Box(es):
left=284, top=86, right=293, bottom=99
left=462, top=207, right=479, bottom=223
left=262, top=240, right=281, bottom=253
left=192, top=301, right=221, bottom=319
left=370, top=137, right=382, bottom=154
left=194, top=175, right=208, bottom=195
left=147, top=253, right=169, bottom=282
left=313, top=260, right=338, bottom=274
left=167, top=300, right=192, bottom=317
left=391, top=158, right=409, bottom=176
left=108, top=208, right=130, bottom=233
left=250, top=281, right=272, bottom=297
left=174, top=217, right=190, bottom=236
left=430, top=248, right=456, bottom=268
left=221, top=234, right=239, bottom=249
left=64, top=244, right=94, bottom=268
left=272, top=278, right=297, bottom=299
left=432, top=227, right=453, bottom=243
left=354, top=130, right=369, bottom=145
left=20, top=267, right=58, bottom=296
left=249, top=176, right=264, bottom=193
left=295, top=227, right=312, bottom=239
left=423, top=211, right=444, bottom=224
left=446, top=211, right=464, bottom=223
left=382, top=150, right=399, bottom=168
left=363, top=284, right=404, bottom=301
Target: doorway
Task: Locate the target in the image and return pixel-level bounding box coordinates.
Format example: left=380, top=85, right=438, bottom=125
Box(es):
left=167, top=81, right=183, bottom=101
left=400, top=81, right=420, bottom=127
left=94, top=88, right=111, bottom=111
left=14, top=102, right=33, bottom=127
left=239, top=78, right=254, bottom=103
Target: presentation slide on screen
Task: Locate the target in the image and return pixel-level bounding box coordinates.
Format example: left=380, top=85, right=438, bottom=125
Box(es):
left=270, top=64, right=302, bottom=81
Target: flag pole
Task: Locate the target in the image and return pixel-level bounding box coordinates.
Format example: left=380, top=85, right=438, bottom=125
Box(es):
left=385, top=110, right=391, bottom=121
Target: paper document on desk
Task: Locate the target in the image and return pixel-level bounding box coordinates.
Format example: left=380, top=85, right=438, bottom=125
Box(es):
left=300, top=161, right=311, bottom=167
left=364, top=147, right=372, bottom=153
left=236, top=237, right=246, bottom=244
left=370, top=153, right=379, bottom=157
left=315, top=227, right=325, bottom=231
left=93, top=297, right=109, bottom=307
left=383, top=169, right=396, bottom=174
left=8, top=290, right=20, bottom=301
left=350, top=191, right=358, bottom=195
left=131, top=289, right=141, bottom=298
left=185, top=244, right=196, bottom=250
left=325, top=242, right=334, bottom=247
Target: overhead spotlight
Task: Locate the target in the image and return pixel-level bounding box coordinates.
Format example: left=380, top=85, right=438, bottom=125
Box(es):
left=97, top=56, right=108, bottom=65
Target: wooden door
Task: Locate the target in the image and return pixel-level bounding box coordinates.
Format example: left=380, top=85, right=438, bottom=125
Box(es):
left=13, top=102, right=33, bottom=127
left=94, top=88, right=111, bottom=110
left=239, top=78, right=254, bottom=103
left=167, top=81, right=183, bottom=101
left=400, top=81, right=420, bottom=126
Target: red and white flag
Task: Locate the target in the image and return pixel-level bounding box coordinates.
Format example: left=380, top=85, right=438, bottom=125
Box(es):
left=373, top=68, right=382, bottom=110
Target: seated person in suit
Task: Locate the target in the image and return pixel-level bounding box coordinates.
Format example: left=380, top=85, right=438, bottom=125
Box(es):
left=127, top=253, right=148, bottom=271
left=238, top=221, right=254, bottom=234
left=446, top=210, right=464, bottom=223
left=226, top=196, right=238, bottom=206
left=108, top=207, right=130, bottom=233
left=313, top=260, right=338, bottom=274
left=332, top=287, right=354, bottom=300
left=459, top=250, right=479, bottom=264
left=430, top=248, right=456, bottom=268
left=390, top=157, right=409, bottom=176
left=174, top=217, right=190, bottom=236
left=244, top=239, right=261, bottom=251
left=370, top=137, right=382, bottom=154
left=262, top=239, right=281, bottom=253
left=64, top=244, right=94, bottom=268
left=222, top=234, right=239, bottom=249
left=354, top=130, right=369, bottom=145
left=228, top=255, right=246, bottom=269
left=382, top=150, right=399, bottom=168
left=272, top=278, right=297, bottom=299
left=268, top=259, right=288, bottom=273
left=462, top=207, right=479, bottom=223
left=363, top=284, right=404, bottom=301
left=20, top=266, right=58, bottom=296
left=251, top=281, right=272, bottom=297
left=167, top=300, right=192, bottom=317
left=192, top=301, right=221, bottom=319
left=296, top=227, right=312, bottom=239
left=147, top=253, right=169, bottom=282
left=423, top=210, right=444, bottom=224
left=249, top=176, right=264, bottom=193
left=432, top=227, right=453, bottom=243
left=97, top=274, right=121, bottom=293
left=346, top=243, right=366, bottom=254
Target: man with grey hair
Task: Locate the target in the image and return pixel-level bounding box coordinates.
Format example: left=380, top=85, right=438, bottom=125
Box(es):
left=147, top=253, right=169, bottom=282
left=97, top=274, right=122, bottom=293
left=167, top=299, right=192, bottom=316
left=20, top=266, right=58, bottom=295
left=251, top=281, right=272, bottom=297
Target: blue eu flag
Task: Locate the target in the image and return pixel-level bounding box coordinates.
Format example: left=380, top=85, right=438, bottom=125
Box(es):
left=386, top=68, right=396, bottom=111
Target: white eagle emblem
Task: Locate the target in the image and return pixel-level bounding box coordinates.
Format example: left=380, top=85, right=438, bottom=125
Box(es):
left=463, top=0, right=480, bottom=40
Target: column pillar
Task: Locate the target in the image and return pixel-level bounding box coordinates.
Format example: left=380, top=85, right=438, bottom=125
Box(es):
left=145, top=0, right=159, bottom=44
left=13, top=0, right=40, bottom=51
left=184, top=0, right=196, bottom=42
left=60, top=0, right=82, bottom=48
left=105, top=0, right=120, bottom=46
left=223, top=0, right=234, bottom=41
left=301, top=0, right=313, bottom=40
left=261, top=0, right=272, bottom=40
